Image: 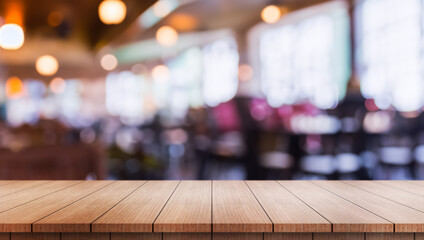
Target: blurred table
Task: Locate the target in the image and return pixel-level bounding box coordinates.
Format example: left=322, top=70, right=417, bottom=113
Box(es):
left=0, top=181, right=422, bottom=240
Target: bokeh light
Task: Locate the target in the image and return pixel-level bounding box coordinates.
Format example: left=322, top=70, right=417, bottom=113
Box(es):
left=0, top=23, right=24, bottom=50
left=36, top=55, right=59, bottom=76
left=47, top=11, right=64, bottom=27
left=261, top=5, right=281, bottom=24
left=153, top=0, right=173, bottom=17
left=152, top=65, right=170, bottom=82
left=156, top=26, right=178, bottom=47
left=100, top=54, right=118, bottom=71
left=6, top=76, right=24, bottom=99
left=98, top=0, right=127, bottom=25
left=238, top=64, right=253, bottom=82
left=49, top=77, right=66, bottom=94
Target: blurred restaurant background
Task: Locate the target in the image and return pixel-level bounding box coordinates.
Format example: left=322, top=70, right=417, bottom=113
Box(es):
left=0, top=0, right=422, bottom=180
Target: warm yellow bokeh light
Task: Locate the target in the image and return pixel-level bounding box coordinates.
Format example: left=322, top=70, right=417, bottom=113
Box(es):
left=47, top=11, right=63, bottom=27
left=98, top=0, right=127, bottom=25
left=100, top=54, right=118, bottom=71
left=6, top=76, right=24, bottom=99
left=0, top=23, right=24, bottom=50
left=152, top=65, right=170, bottom=82
left=50, top=77, right=66, bottom=94
left=238, top=64, right=253, bottom=82
left=156, top=26, right=178, bottom=47
left=169, top=14, right=198, bottom=31
left=153, top=0, right=172, bottom=18
left=36, top=55, right=59, bottom=76
left=261, top=5, right=281, bottom=24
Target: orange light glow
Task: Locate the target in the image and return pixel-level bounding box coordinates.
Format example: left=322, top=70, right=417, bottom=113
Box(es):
left=169, top=14, right=198, bottom=31
left=6, top=76, right=24, bottom=99
left=36, top=55, right=59, bottom=76
left=261, top=5, right=281, bottom=24
left=5, top=1, right=23, bottom=26
left=98, top=0, right=127, bottom=25
left=47, top=11, right=63, bottom=27
left=49, top=77, right=66, bottom=94
left=238, top=64, right=253, bottom=82
left=156, top=26, right=178, bottom=47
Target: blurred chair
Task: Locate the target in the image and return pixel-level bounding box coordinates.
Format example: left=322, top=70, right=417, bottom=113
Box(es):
left=376, top=146, right=413, bottom=180
left=335, top=153, right=363, bottom=179
left=298, top=155, right=336, bottom=179
left=0, top=143, right=105, bottom=180
left=259, top=151, right=293, bottom=179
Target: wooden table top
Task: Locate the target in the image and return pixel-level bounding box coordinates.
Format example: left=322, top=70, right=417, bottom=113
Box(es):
left=0, top=180, right=423, bottom=233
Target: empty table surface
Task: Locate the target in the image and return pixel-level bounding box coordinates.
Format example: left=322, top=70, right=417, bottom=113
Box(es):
left=0, top=181, right=423, bottom=234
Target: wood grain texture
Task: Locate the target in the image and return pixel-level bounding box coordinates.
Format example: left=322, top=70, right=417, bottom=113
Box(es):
left=93, top=181, right=179, bottom=233
left=345, top=181, right=424, bottom=232
left=213, top=233, right=263, bottom=240
left=279, top=181, right=392, bottom=232
left=366, top=233, right=414, bottom=240
left=62, top=233, right=110, bottom=240
left=377, top=181, right=424, bottom=197
left=11, top=233, right=60, bottom=240
left=0, top=234, right=9, bottom=240
left=0, top=181, right=79, bottom=213
left=247, top=181, right=330, bottom=232
left=314, top=233, right=364, bottom=240
left=213, top=181, right=272, bottom=232
left=265, top=233, right=312, bottom=240
left=416, top=233, right=424, bottom=240
left=0, top=181, right=48, bottom=198
left=313, top=181, right=424, bottom=232
left=163, top=233, right=210, bottom=240
left=34, top=181, right=145, bottom=232
left=0, top=181, right=16, bottom=187
left=155, top=181, right=211, bottom=232
left=0, top=181, right=112, bottom=232
left=111, top=233, right=161, bottom=240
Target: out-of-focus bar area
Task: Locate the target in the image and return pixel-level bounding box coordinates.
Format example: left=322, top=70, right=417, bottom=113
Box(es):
left=0, top=0, right=422, bottom=181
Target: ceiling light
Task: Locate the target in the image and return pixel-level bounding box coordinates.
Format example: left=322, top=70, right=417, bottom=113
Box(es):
left=261, top=5, right=281, bottom=24
left=101, top=54, right=118, bottom=71
left=98, top=0, right=127, bottom=25
left=0, top=23, right=24, bottom=50
left=36, top=55, right=59, bottom=76
left=156, top=26, right=178, bottom=47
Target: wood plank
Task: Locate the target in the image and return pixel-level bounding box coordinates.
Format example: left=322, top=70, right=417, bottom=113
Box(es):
left=264, top=233, right=312, bottom=240
left=278, top=181, right=392, bottom=232
left=0, top=181, right=48, bottom=198
left=345, top=181, right=424, bottom=230
left=313, top=181, right=424, bottom=232
left=246, top=181, right=330, bottom=232
left=0, top=181, right=16, bottom=187
left=155, top=181, right=211, bottom=232
left=163, top=233, right=210, bottom=240
left=62, top=233, right=110, bottom=240
left=0, top=234, right=8, bottom=240
left=0, top=181, right=80, bottom=213
left=111, top=233, right=162, bottom=240
left=93, top=181, right=179, bottom=233
left=213, top=181, right=272, bottom=232
left=416, top=233, right=424, bottom=240
left=34, top=181, right=146, bottom=232
left=213, top=233, right=263, bottom=240
left=377, top=181, right=424, bottom=197
left=366, top=233, right=414, bottom=240
left=0, top=181, right=112, bottom=232
left=314, top=233, right=364, bottom=240
left=11, top=233, right=60, bottom=240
